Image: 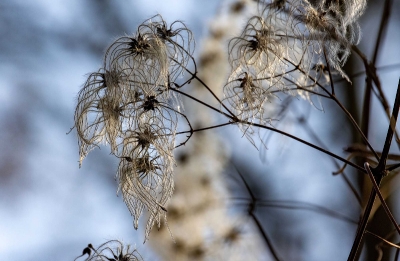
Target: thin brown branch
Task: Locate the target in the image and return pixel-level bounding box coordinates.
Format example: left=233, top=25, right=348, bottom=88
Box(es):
left=283, top=56, right=379, bottom=160
left=322, top=46, right=335, bottom=95
left=178, top=65, right=237, bottom=118
left=365, top=163, right=400, bottom=236
left=175, top=122, right=233, bottom=136
left=365, top=231, right=400, bottom=249
left=170, top=87, right=234, bottom=119
left=232, top=165, right=282, bottom=261
left=293, top=108, right=362, bottom=206
left=246, top=120, right=367, bottom=173
left=175, top=79, right=366, bottom=173
left=375, top=79, right=400, bottom=172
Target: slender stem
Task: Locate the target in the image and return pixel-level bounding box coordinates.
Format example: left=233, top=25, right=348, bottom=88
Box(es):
left=365, top=163, right=400, bottom=236
left=255, top=199, right=358, bottom=224
left=365, top=231, right=400, bottom=249
left=231, top=197, right=358, bottom=224
left=175, top=122, right=233, bottom=135
left=370, top=0, right=398, bottom=149
left=372, top=0, right=392, bottom=65
left=334, top=63, right=400, bottom=83
left=387, top=163, right=400, bottom=172
left=347, top=189, right=377, bottom=261
left=329, top=93, right=380, bottom=161
left=322, top=46, right=335, bottom=95
left=375, top=79, right=400, bottom=172
left=170, top=87, right=234, bottom=119
left=352, top=45, right=400, bottom=147
left=172, top=108, right=194, bottom=148
left=360, top=75, right=372, bottom=165
left=174, top=84, right=366, bottom=172
left=278, top=77, right=331, bottom=98
left=245, top=120, right=366, bottom=173
left=252, top=214, right=282, bottom=261
left=283, top=57, right=379, bottom=160
left=294, top=111, right=362, bottom=206
left=192, top=73, right=237, bottom=117
left=178, top=65, right=237, bottom=117
left=233, top=165, right=282, bottom=261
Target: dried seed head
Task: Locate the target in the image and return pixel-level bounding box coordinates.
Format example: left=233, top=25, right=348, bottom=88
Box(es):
left=75, top=69, right=127, bottom=165
left=117, top=149, right=174, bottom=240
left=128, top=34, right=151, bottom=55
left=104, top=31, right=169, bottom=91
left=228, top=16, right=286, bottom=79
left=224, top=70, right=282, bottom=132
left=267, top=0, right=286, bottom=10
left=72, top=14, right=200, bottom=241
left=75, top=240, right=142, bottom=261
left=143, top=14, right=195, bottom=81
left=290, top=0, right=366, bottom=81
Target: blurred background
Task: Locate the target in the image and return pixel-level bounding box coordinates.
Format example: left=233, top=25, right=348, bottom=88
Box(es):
left=0, top=0, right=399, bottom=260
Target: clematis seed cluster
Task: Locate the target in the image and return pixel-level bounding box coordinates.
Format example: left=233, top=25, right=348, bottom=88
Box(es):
left=224, top=0, right=366, bottom=138
left=74, top=15, right=194, bottom=239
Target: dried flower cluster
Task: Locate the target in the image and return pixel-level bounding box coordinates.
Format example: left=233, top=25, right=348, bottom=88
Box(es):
left=224, top=0, right=366, bottom=135
left=74, top=240, right=142, bottom=261
left=74, top=15, right=194, bottom=239
left=74, top=0, right=366, bottom=247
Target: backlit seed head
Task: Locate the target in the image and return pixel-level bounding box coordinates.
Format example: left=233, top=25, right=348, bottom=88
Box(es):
left=228, top=16, right=286, bottom=79
left=74, top=15, right=196, bottom=239
left=75, top=69, right=127, bottom=165
left=117, top=149, right=174, bottom=240
left=75, top=240, right=142, bottom=261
